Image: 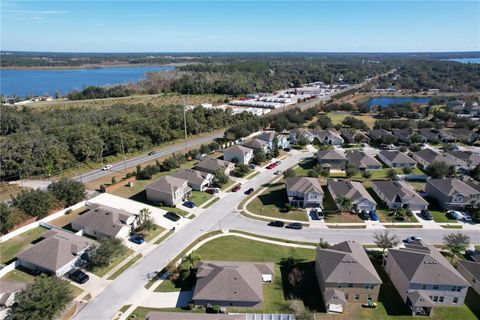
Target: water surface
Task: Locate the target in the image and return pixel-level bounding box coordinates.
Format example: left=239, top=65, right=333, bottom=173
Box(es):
left=366, top=97, right=432, bottom=108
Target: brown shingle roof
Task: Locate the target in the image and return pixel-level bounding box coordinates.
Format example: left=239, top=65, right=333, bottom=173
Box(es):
left=346, top=151, right=382, bottom=168
left=372, top=181, right=428, bottom=207
left=171, top=168, right=212, bottom=186
left=285, top=177, right=324, bottom=195
left=379, top=151, right=416, bottom=164
left=328, top=180, right=376, bottom=207
left=72, top=204, right=136, bottom=237
left=317, top=150, right=346, bottom=161
left=146, top=176, right=190, bottom=194
left=194, top=158, right=233, bottom=173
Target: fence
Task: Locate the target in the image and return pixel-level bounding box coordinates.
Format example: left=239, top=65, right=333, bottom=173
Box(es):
left=0, top=260, right=19, bottom=278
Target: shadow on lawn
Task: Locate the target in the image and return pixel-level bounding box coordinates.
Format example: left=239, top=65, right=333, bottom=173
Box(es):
left=257, top=186, right=289, bottom=209
left=279, top=258, right=325, bottom=313
left=373, top=262, right=411, bottom=316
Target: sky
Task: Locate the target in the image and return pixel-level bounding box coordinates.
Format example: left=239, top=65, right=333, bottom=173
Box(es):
left=1, top=0, right=479, bottom=52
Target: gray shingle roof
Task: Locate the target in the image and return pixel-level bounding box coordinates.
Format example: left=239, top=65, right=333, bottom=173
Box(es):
left=379, top=151, right=416, bottom=164
left=146, top=312, right=244, bottom=320
left=457, top=260, right=480, bottom=281
left=16, top=229, right=95, bottom=273
left=285, top=177, right=324, bottom=195
left=427, top=178, right=480, bottom=197
left=346, top=151, right=382, bottom=168
left=257, top=131, right=276, bottom=143
left=324, top=288, right=347, bottom=305
left=194, top=158, right=233, bottom=173
left=72, top=204, right=136, bottom=237
left=317, top=150, right=346, bottom=161
left=328, top=180, right=377, bottom=207
left=388, top=242, right=469, bottom=286
left=242, top=138, right=267, bottom=150
left=414, top=149, right=457, bottom=166
left=372, top=181, right=428, bottom=206
left=193, top=261, right=274, bottom=304
left=171, top=168, right=212, bottom=186
left=146, top=176, right=190, bottom=194
left=316, top=241, right=382, bottom=284
left=225, top=145, right=253, bottom=156
left=369, top=129, right=394, bottom=140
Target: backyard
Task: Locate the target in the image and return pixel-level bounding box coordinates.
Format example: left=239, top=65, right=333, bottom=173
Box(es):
left=49, top=206, right=89, bottom=229
left=0, top=227, right=49, bottom=264
left=246, top=181, right=309, bottom=221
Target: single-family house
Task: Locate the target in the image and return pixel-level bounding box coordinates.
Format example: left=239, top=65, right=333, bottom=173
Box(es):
left=314, top=129, right=344, bottom=146
left=194, top=157, right=235, bottom=175
left=340, top=129, right=370, bottom=144
left=457, top=260, right=480, bottom=295
left=315, top=241, right=382, bottom=314
left=171, top=168, right=213, bottom=191
left=393, top=129, right=414, bottom=143
left=444, top=129, right=479, bottom=144
left=242, top=138, right=269, bottom=154
left=289, top=128, right=316, bottom=144
left=317, top=150, right=347, bottom=170
left=146, top=176, right=192, bottom=207
left=16, top=229, right=95, bottom=276
left=372, top=180, right=428, bottom=211
left=385, top=241, right=470, bottom=316
left=447, top=100, right=466, bottom=113
left=412, top=149, right=458, bottom=169
left=417, top=129, right=457, bottom=144
left=71, top=204, right=138, bottom=239
left=447, top=151, right=480, bottom=169
left=425, top=178, right=480, bottom=210
left=223, top=145, right=254, bottom=164
left=145, top=312, right=244, bottom=320
left=368, top=129, right=396, bottom=143
left=257, top=131, right=289, bottom=149
left=346, top=150, right=383, bottom=171
left=378, top=151, right=417, bottom=168
left=328, top=179, right=377, bottom=212
left=285, top=176, right=324, bottom=208
left=192, top=261, right=274, bottom=309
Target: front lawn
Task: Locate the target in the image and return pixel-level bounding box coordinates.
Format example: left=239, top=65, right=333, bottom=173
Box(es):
left=365, top=187, right=418, bottom=223
left=158, top=206, right=189, bottom=217
left=90, top=248, right=135, bottom=278
left=142, top=225, right=166, bottom=242
left=107, top=254, right=143, bottom=280
left=293, top=157, right=317, bottom=177
left=246, top=181, right=309, bottom=221
left=0, top=227, right=49, bottom=264
left=189, top=191, right=213, bottom=206
left=430, top=210, right=457, bottom=223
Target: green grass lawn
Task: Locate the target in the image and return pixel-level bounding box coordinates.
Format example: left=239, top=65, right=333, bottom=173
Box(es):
left=107, top=254, right=143, bottom=280
left=142, top=225, right=165, bottom=242
left=430, top=210, right=457, bottom=223
left=49, top=206, right=88, bottom=228
left=293, top=157, right=317, bottom=177
left=365, top=187, right=418, bottom=223
left=351, top=167, right=425, bottom=181
left=0, top=227, right=49, bottom=264
left=246, top=181, right=309, bottom=221
left=326, top=112, right=377, bottom=129
left=189, top=190, right=213, bottom=206
left=90, top=248, right=135, bottom=278
left=221, top=179, right=236, bottom=191
left=158, top=206, right=189, bottom=217
left=202, top=196, right=219, bottom=208
left=154, top=230, right=174, bottom=245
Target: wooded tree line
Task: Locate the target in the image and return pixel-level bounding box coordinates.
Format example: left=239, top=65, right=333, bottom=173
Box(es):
left=0, top=104, right=255, bottom=180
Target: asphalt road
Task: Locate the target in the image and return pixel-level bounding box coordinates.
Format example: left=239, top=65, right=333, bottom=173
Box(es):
left=73, top=150, right=480, bottom=320
left=73, top=132, right=224, bottom=183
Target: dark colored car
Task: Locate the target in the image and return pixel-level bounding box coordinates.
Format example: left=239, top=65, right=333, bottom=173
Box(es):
left=465, top=250, right=480, bottom=262
left=268, top=220, right=285, bottom=228
left=275, top=161, right=281, bottom=165
left=68, top=269, right=89, bottom=284
left=420, top=210, right=433, bottom=220
left=284, top=147, right=291, bottom=152
left=164, top=211, right=181, bottom=221
left=359, top=211, right=370, bottom=220
left=286, top=222, right=303, bottom=230
left=130, top=234, right=145, bottom=244
left=244, top=188, right=255, bottom=195
left=369, top=211, right=379, bottom=221
left=231, top=185, right=241, bottom=192
left=183, top=201, right=196, bottom=208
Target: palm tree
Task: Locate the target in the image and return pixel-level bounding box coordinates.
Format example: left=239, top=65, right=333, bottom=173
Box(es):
left=138, top=208, right=151, bottom=225
left=140, top=216, right=156, bottom=236
left=336, top=196, right=352, bottom=214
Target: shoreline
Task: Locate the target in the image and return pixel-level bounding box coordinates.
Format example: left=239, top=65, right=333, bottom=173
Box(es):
left=0, top=62, right=192, bottom=71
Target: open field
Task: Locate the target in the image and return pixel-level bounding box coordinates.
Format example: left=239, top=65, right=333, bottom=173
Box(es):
left=0, top=227, right=49, bottom=264
left=326, top=112, right=377, bottom=129
left=0, top=183, right=22, bottom=202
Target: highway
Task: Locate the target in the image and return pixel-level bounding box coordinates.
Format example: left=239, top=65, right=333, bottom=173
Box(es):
left=73, top=150, right=480, bottom=320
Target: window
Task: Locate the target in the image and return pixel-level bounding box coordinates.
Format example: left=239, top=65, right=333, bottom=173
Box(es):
left=354, top=294, right=360, bottom=301
left=422, top=284, right=427, bottom=290
left=348, top=283, right=353, bottom=288
left=453, top=297, right=459, bottom=304
left=433, top=296, right=439, bottom=302
left=439, top=297, right=444, bottom=303
left=337, top=284, right=342, bottom=288
left=345, top=294, right=349, bottom=300
left=456, top=286, right=462, bottom=292
left=452, top=195, right=464, bottom=203
left=433, top=285, right=439, bottom=290
left=365, top=284, right=374, bottom=289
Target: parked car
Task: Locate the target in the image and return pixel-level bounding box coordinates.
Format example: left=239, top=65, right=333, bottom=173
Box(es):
left=101, top=164, right=113, bottom=171
left=244, top=188, right=255, bottom=195
left=148, top=151, right=157, bottom=156
left=130, top=234, right=145, bottom=244
left=164, top=211, right=181, bottom=221
left=231, top=185, right=241, bottom=192
left=369, top=211, right=379, bottom=221
left=205, top=187, right=220, bottom=194
left=67, top=269, right=89, bottom=284
left=275, top=160, right=281, bottom=165
left=286, top=222, right=303, bottom=230
left=266, top=163, right=276, bottom=170
left=447, top=210, right=466, bottom=220
left=268, top=220, right=285, bottom=228
left=274, top=170, right=281, bottom=175
left=311, top=208, right=324, bottom=220
left=249, top=164, right=257, bottom=169
left=465, top=250, right=480, bottom=261
left=183, top=201, right=195, bottom=208
left=284, top=147, right=291, bottom=152
left=463, top=213, right=473, bottom=222
left=404, top=236, right=423, bottom=243
left=420, top=210, right=433, bottom=221
left=359, top=211, right=370, bottom=220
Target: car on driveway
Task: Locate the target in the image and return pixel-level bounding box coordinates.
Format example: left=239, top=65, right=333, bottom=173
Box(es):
left=420, top=210, right=433, bottom=220
left=284, top=147, right=291, bottom=152
left=311, top=208, right=324, bottom=219
left=369, top=211, right=379, bottom=221
left=206, top=188, right=220, bottom=194
left=465, top=250, right=480, bottom=261
left=231, top=185, right=241, bottom=192
left=286, top=222, right=303, bottom=230
left=462, top=213, right=473, bottom=222
left=183, top=201, right=196, bottom=208
left=249, top=164, right=257, bottom=169
left=130, top=234, right=145, bottom=244
left=268, top=220, right=285, bottom=228
left=164, top=211, right=181, bottom=221
left=67, top=269, right=89, bottom=284
left=244, top=188, right=255, bottom=195
left=359, top=211, right=370, bottom=220
left=148, top=151, right=157, bottom=156
left=404, top=236, right=423, bottom=243
left=447, top=210, right=466, bottom=220
left=101, top=164, right=113, bottom=171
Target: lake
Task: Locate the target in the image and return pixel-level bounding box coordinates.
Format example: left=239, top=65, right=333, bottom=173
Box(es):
left=366, top=97, right=432, bottom=108
left=0, top=66, right=174, bottom=97
left=444, top=58, right=480, bottom=64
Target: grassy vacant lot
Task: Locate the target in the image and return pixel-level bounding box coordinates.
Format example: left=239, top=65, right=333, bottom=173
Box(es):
left=0, top=183, right=22, bottom=202
left=246, top=181, right=309, bottom=221
left=293, top=157, right=317, bottom=177
left=189, top=191, right=213, bottom=207
left=90, top=248, right=135, bottom=278
left=326, top=112, right=376, bottom=129
left=0, top=227, right=48, bottom=264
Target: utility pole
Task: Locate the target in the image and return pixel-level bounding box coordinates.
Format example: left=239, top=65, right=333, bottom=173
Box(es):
left=120, top=133, right=127, bottom=173
left=183, top=94, right=188, bottom=153
left=283, top=83, right=286, bottom=113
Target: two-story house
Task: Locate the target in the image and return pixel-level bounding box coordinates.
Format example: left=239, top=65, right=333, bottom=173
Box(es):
left=257, top=131, right=290, bottom=149
left=346, top=150, right=383, bottom=171
left=372, top=180, right=428, bottom=212
left=328, top=179, right=377, bottom=212
left=317, top=150, right=347, bottom=170
left=289, top=128, right=316, bottom=144
left=412, top=149, right=459, bottom=170
left=385, top=241, right=470, bottom=317
left=314, top=129, right=344, bottom=146
left=315, top=241, right=382, bottom=314
left=146, top=176, right=192, bottom=207
left=223, top=145, right=254, bottom=164
left=171, top=168, right=214, bottom=191
left=425, top=178, right=480, bottom=210
left=378, top=151, right=417, bottom=169
left=242, top=138, right=269, bottom=154
left=285, top=177, right=324, bottom=208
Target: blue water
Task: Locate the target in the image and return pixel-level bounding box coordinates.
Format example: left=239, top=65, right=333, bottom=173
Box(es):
left=444, top=58, right=480, bottom=64
left=366, top=97, right=432, bottom=108
left=0, top=66, right=174, bottom=97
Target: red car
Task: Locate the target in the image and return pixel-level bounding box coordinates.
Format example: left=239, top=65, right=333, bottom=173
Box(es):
left=231, top=185, right=241, bottom=192
left=267, top=163, right=276, bottom=169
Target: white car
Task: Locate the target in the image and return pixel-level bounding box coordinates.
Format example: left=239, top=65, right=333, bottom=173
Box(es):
left=405, top=236, right=423, bottom=243
left=311, top=207, right=324, bottom=220
left=102, top=164, right=113, bottom=171
left=447, top=210, right=465, bottom=220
